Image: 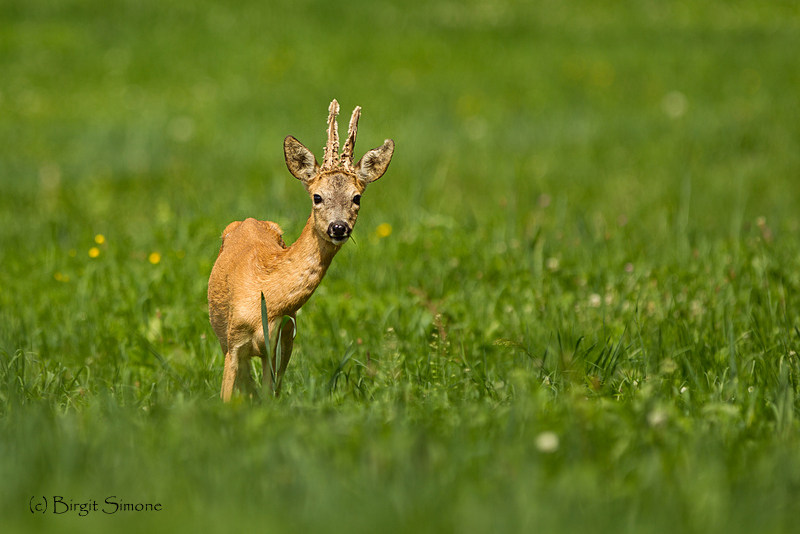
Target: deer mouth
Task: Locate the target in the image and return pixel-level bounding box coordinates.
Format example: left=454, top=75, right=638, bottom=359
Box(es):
left=327, top=221, right=351, bottom=244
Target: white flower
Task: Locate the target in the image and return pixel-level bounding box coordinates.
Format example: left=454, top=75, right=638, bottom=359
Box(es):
left=647, top=409, right=667, bottom=427
left=535, top=431, right=559, bottom=453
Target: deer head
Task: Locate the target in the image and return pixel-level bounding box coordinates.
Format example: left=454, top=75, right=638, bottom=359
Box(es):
left=283, top=100, right=394, bottom=245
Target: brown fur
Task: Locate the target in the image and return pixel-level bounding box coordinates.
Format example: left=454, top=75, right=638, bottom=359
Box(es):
left=207, top=100, right=394, bottom=401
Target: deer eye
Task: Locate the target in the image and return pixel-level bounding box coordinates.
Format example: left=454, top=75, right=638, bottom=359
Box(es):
left=313, top=194, right=323, bottom=205
left=353, top=194, right=361, bottom=206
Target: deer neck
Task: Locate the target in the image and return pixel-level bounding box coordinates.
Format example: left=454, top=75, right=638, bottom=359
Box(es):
left=281, top=214, right=341, bottom=297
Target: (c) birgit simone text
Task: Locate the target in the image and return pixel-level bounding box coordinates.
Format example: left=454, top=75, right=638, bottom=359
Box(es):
left=30, top=495, right=162, bottom=516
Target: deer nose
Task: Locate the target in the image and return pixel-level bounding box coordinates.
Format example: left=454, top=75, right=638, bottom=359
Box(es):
left=328, top=221, right=350, bottom=238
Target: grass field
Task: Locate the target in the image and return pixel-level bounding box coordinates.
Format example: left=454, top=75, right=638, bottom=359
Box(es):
left=2, top=0, right=800, bottom=532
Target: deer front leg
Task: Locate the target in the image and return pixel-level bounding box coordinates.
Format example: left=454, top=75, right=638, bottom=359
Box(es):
left=221, top=341, right=257, bottom=402
left=221, top=349, right=238, bottom=402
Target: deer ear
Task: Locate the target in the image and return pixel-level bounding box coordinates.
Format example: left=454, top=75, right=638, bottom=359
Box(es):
left=284, top=136, right=319, bottom=182
left=356, top=139, right=394, bottom=185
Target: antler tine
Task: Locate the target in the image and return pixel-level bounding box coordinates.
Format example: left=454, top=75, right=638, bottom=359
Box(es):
left=322, top=99, right=340, bottom=170
left=341, top=106, right=361, bottom=171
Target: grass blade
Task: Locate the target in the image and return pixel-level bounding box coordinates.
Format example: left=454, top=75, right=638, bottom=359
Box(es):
left=261, top=291, right=274, bottom=398
left=327, top=343, right=356, bottom=394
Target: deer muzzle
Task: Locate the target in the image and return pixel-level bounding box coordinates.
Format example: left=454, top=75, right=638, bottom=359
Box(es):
left=328, top=221, right=351, bottom=243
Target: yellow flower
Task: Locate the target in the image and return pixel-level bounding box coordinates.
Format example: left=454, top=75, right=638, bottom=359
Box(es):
left=149, top=252, right=161, bottom=265
left=95, top=234, right=105, bottom=244
left=376, top=223, right=392, bottom=238
left=88, top=247, right=100, bottom=258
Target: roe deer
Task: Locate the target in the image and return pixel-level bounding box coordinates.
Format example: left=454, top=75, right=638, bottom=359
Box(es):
left=208, top=100, right=394, bottom=401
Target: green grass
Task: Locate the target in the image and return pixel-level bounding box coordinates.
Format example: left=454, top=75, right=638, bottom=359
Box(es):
left=2, top=0, right=800, bottom=532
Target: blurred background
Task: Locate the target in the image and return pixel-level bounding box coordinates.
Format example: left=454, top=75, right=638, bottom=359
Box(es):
left=3, top=0, right=798, bottom=240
